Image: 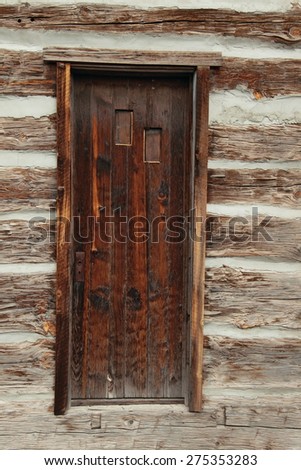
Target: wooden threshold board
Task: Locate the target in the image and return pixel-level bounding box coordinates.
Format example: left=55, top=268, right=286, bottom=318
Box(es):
left=72, top=398, right=185, bottom=406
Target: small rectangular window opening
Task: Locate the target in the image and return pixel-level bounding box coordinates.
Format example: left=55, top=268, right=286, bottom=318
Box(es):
left=144, top=128, right=162, bottom=163
left=115, top=110, right=133, bottom=146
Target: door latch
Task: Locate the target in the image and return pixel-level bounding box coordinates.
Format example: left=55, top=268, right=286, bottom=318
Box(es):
left=75, top=251, right=85, bottom=282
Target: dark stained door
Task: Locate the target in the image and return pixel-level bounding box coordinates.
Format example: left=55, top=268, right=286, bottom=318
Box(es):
left=71, top=71, right=192, bottom=402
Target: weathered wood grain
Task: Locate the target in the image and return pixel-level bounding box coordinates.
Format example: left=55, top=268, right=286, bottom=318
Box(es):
left=0, top=402, right=223, bottom=435
left=0, top=363, right=54, bottom=396
left=0, top=115, right=56, bottom=151
left=0, top=273, right=55, bottom=336
left=0, top=339, right=54, bottom=365
left=55, top=63, right=72, bottom=415
left=0, top=340, right=54, bottom=397
left=206, top=214, right=301, bottom=261
left=1, top=5, right=300, bottom=44
left=205, top=267, right=301, bottom=330
left=210, top=58, right=301, bottom=97
left=0, top=400, right=301, bottom=448
left=208, top=169, right=301, bottom=207
left=0, top=49, right=56, bottom=96
left=204, top=336, right=301, bottom=389
left=225, top=405, right=301, bottom=429
left=209, top=124, right=301, bottom=162
left=1, top=423, right=300, bottom=449
left=189, top=68, right=209, bottom=412
left=2, top=51, right=300, bottom=97
left=44, top=48, right=222, bottom=67
left=0, top=167, right=56, bottom=211
left=0, top=219, right=55, bottom=263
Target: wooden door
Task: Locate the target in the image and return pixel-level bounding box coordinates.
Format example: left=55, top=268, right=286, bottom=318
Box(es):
left=71, top=71, right=192, bottom=403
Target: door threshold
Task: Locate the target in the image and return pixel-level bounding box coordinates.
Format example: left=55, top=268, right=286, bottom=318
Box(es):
left=71, top=398, right=185, bottom=406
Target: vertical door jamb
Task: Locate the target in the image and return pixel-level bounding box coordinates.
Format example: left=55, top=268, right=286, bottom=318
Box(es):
left=55, top=62, right=72, bottom=415
left=188, top=67, right=210, bottom=412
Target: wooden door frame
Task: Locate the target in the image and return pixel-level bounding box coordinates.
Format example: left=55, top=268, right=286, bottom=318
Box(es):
left=46, top=49, right=222, bottom=415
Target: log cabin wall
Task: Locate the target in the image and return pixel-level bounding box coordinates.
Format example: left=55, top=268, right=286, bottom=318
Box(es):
left=1, top=0, right=301, bottom=449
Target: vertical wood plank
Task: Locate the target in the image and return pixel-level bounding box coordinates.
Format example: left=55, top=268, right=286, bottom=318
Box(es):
left=189, top=67, right=209, bottom=412
left=124, top=78, right=148, bottom=397
left=168, top=78, right=190, bottom=397
left=109, top=79, right=129, bottom=398
left=71, top=77, right=92, bottom=399
left=88, top=78, right=113, bottom=398
left=55, top=62, right=71, bottom=415
left=146, top=80, right=171, bottom=398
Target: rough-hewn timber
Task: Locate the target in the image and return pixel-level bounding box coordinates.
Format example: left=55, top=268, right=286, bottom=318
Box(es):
left=2, top=52, right=301, bottom=97
left=44, top=48, right=222, bottom=67
left=208, top=169, right=301, bottom=207
left=0, top=339, right=54, bottom=396
left=225, top=405, right=301, bottom=429
left=0, top=274, right=55, bottom=336
left=0, top=116, right=56, bottom=151
left=1, top=401, right=301, bottom=449
left=0, top=6, right=300, bottom=44
left=1, top=419, right=301, bottom=449
left=206, top=215, right=301, bottom=261
left=209, top=125, right=301, bottom=162
left=0, top=339, right=54, bottom=365
left=210, top=59, right=301, bottom=97
left=0, top=219, right=55, bottom=263
left=0, top=50, right=56, bottom=96
left=203, top=336, right=301, bottom=389
left=0, top=167, right=56, bottom=211
left=205, top=267, right=301, bottom=330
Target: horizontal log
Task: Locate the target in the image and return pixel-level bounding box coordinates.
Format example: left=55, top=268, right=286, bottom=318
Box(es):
left=0, top=402, right=224, bottom=436
left=0, top=339, right=54, bottom=365
left=0, top=200, right=55, bottom=213
left=1, top=424, right=300, bottom=450
left=44, top=48, right=222, bottom=67
left=0, top=219, right=55, bottom=263
left=2, top=396, right=301, bottom=438
left=0, top=273, right=55, bottom=336
left=0, top=362, right=54, bottom=395
left=206, top=214, right=301, bottom=261
left=1, top=52, right=300, bottom=97
left=0, top=49, right=56, bottom=96
left=0, top=5, right=300, bottom=44
left=208, top=169, right=301, bottom=207
left=0, top=116, right=56, bottom=151
left=210, top=58, right=301, bottom=97
left=209, top=124, right=301, bottom=162
left=225, top=405, right=301, bottom=429
left=0, top=339, right=54, bottom=395
left=0, top=167, right=56, bottom=212
left=0, top=400, right=300, bottom=448
left=204, top=336, right=301, bottom=389
left=205, top=267, right=301, bottom=330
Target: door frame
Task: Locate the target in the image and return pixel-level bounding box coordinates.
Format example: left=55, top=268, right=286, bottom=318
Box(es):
left=47, top=49, right=222, bottom=415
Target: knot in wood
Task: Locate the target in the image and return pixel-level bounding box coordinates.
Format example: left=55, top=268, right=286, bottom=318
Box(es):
left=289, top=26, right=301, bottom=40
